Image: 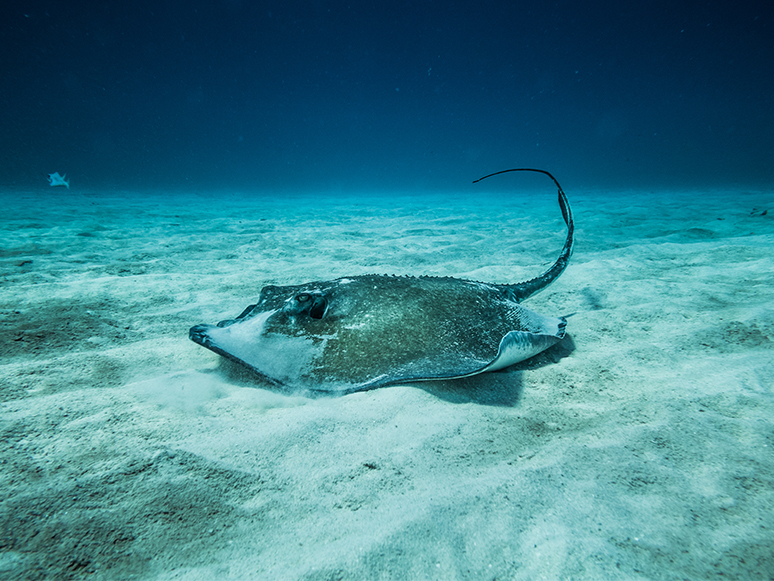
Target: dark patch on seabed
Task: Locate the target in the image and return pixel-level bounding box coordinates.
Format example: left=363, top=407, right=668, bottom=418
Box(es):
left=0, top=444, right=262, bottom=580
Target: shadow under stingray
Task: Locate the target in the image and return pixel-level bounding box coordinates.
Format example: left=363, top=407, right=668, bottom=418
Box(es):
left=213, top=333, right=576, bottom=408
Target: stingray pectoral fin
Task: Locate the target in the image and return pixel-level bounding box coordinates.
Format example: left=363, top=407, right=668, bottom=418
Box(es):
left=481, top=330, right=562, bottom=373
left=480, top=316, right=566, bottom=373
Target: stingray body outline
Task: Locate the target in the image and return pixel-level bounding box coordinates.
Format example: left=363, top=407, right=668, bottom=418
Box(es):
left=190, top=168, right=574, bottom=394
left=47, top=172, right=70, bottom=189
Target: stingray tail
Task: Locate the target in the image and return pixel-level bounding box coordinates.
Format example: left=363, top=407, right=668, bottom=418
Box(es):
left=473, top=168, right=574, bottom=302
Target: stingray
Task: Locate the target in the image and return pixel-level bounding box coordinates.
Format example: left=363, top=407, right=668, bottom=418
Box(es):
left=190, top=168, right=574, bottom=394
left=47, top=172, right=70, bottom=189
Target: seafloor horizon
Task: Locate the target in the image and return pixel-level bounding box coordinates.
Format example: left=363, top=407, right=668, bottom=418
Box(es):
left=1, top=184, right=772, bottom=579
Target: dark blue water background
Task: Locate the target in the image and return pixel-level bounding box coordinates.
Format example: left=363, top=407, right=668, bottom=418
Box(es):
left=2, top=1, right=772, bottom=194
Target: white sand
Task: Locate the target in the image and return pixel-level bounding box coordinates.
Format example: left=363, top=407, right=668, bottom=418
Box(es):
left=1, top=186, right=773, bottom=580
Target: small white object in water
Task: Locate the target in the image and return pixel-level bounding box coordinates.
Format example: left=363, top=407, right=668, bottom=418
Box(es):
left=47, top=172, right=70, bottom=189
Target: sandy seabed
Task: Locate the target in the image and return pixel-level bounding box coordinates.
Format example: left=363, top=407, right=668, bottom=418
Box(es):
left=1, top=185, right=773, bottom=580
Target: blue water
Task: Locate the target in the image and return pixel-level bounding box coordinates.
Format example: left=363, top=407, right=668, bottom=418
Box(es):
left=2, top=1, right=772, bottom=193
left=2, top=2, right=774, bottom=579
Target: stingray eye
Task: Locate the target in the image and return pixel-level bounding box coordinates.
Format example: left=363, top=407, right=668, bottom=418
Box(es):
left=286, top=292, right=326, bottom=319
